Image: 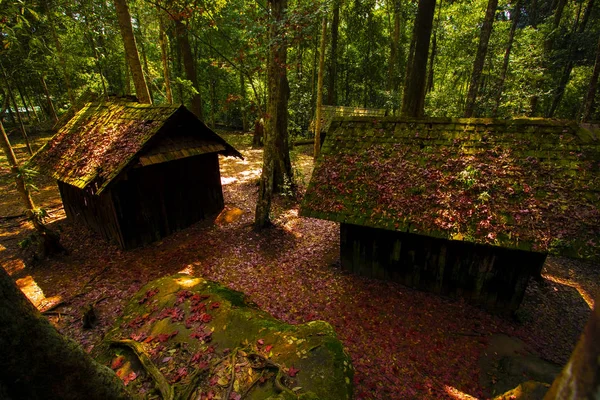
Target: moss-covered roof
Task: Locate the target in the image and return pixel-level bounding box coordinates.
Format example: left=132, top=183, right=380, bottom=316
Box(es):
left=311, top=105, right=387, bottom=134
left=28, top=101, right=242, bottom=194
left=301, top=117, right=600, bottom=257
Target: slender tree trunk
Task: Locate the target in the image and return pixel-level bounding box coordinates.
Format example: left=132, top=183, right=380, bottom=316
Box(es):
left=124, top=55, right=131, bottom=95
left=544, top=297, right=600, bottom=399
left=240, top=72, right=248, bottom=132
left=583, top=36, right=600, bottom=122
left=0, top=265, right=128, bottom=400
left=1, top=66, right=32, bottom=155
left=158, top=14, right=173, bottom=104
left=401, top=0, right=436, bottom=117
left=578, top=0, right=595, bottom=34
left=310, top=28, right=318, bottom=118
left=314, top=17, right=327, bottom=159
left=326, top=0, right=341, bottom=105
left=15, top=82, right=32, bottom=122
left=46, top=1, right=76, bottom=106
left=255, top=0, right=289, bottom=229
left=40, top=75, right=59, bottom=124
left=426, top=1, right=441, bottom=95
left=174, top=19, right=203, bottom=119
left=113, top=0, right=151, bottom=104
left=0, top=121, right=64, bottom=255
left=464, top=0, right=498, bottom=118
left=546, top=2, right=583, bottom=118
left=388, top=0, right=401, bottom=93
left=492, top=0, right=521, bottom=117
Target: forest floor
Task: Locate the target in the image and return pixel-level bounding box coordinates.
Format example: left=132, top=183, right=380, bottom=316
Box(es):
left=1, top=129, right=599, bottom=399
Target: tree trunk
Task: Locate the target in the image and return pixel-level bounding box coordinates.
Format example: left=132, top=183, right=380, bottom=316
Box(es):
left=426, top=1, right=442, bottom=95
left=255, top=0, right=289, bottom=229
left=492, top=0, right=521, bottom=117
left=464, top=0, right=498, bottom=118
left=582, top=36, right=600, bottom=122
left=326, top=0, right=341, bottom=105
left=314, top=17, right=327, bottom=159
left=158, top=14, right=173, bottom=104
left=1, top=65, right=32, bottom=155
left=0, top=121, right=64, bottom=256
left=0, top=265, right=130, bottom=400
left=546, top=2, right=583, bottom=118
left=174, top=19, right=203, bottom=119
left=113, top=0, right=151, bottom=104
left=124, top=55, right=131, bottom=95
left=240, top=72, right=248, bottom=132
left=544, top=297, right=600, bottom=399
left=46, top=1, right=76, bottom=106
left=40, top=75, right=59, bottom=124
left=388, top=0, right=400, bottom=92
left=401, top=0, right=436, bottom=117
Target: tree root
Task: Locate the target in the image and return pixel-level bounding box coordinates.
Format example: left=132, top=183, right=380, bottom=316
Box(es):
left=109, top=339, right=175, bottom=400
left=246, top=353, right=296, bottom=396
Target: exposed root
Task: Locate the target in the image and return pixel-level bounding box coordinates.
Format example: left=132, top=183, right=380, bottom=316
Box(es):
left=109, top=339, right=175, bottom=400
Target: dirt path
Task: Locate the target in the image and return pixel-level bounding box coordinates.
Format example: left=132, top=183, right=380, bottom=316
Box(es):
left=0, top=131, right=596, bottom=399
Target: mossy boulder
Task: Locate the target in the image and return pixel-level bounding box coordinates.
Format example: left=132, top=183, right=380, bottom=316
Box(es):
left=94, top=274, right=353, bottom=400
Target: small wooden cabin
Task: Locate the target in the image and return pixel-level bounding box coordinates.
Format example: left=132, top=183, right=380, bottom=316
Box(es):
left=29, top=101, right=242, bottom=250
left=301, top=117, right=600, bottom=313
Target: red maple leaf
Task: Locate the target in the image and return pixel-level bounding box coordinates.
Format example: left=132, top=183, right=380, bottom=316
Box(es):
left=287, top=366, right=300, bottom=377
left=111, top=356, right=125, bottom=370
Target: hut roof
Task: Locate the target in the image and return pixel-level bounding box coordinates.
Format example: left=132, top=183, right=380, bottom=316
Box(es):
left=300, top=117, right=600, bottom=257
left=311, top=105, right=387, bottom=134
left=28, top=101, right=242, bottom=194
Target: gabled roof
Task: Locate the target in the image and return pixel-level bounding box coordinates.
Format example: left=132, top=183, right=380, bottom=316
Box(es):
left=301, top=117, right=600, bottom=257
left=28, top=101, right=242, bottom=194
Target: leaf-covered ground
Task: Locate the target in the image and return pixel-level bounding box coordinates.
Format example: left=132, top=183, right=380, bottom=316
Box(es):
left=1, top=130, right=598, bottom=399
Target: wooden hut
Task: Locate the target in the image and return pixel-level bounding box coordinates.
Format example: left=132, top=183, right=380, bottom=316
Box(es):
left=28, top=101, right=242, bottom=250
left=301, top=117, right=600, bottom=313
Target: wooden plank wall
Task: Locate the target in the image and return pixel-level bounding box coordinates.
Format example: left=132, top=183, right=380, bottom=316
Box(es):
left=340, top=223, right=546, bottom=314
left=57, top=181, right=125, bottom=247
left=111, top=154, right=224, bottom=249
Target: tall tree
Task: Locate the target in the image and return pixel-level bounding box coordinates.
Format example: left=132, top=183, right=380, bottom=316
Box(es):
left=113, top=0, right=152, bottom=104
left=463, top=0, right=499, bottom=118
left=326, top=0, right=341, bottom=105
left=158, top=12, right=173, bottom=104
left=583, top=35, right=600, bottom=122
left=174, top=17, right=204, bottom=119
left=492, top=0, right=521, bottom=117
left=0, top=265, right=130, bottom=400
left=401, top=0, right=436, bottom=117
left=255, top=0, right=291, bottom=229
left=387, top=0, right=402, bottom=93
left=314, top=16, right=327, bottom=159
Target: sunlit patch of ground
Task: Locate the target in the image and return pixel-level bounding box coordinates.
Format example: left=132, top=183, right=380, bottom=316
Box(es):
left=0, top=129, right=595, bottom=399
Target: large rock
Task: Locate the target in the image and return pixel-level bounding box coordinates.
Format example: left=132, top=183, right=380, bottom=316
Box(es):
left=94, top=274, right=353, bottom=400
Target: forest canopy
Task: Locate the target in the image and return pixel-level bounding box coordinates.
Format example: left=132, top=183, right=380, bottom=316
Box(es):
left=0, top=0, right=598, bottom=137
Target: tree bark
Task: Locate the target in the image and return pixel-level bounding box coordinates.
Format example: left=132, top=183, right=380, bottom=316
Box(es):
left=388, top=0, right=401, bottom=94
left=464, top=0, right=498, bottom=118
left=113, top=0, right=151, bottom=104
left=492, top=0, right=521, bottom=117
left=255, top=0, right=290, bottom=229
left=46, top=1, right=76, bottom=106
left=240, top=72, right=248, bottom=132
left=174, top=19, right=203, bottom=119
left=158, top=13, right=173, bottom=104
left=1, top=65, right=32, bottom=155
left=401, top=0, right=436, bottom=117
left=326, top=0, right=340, bottom=105
left=40, top=75, right=59, bottom=124
left=0, top=265, right=130, bottom=400
left=426, top=1, right=441, bottom=94
left=0, top=121, right=64, bottom=256
left=544, top=297, right=600, bottom=399
left=314, top=17, right=327, bottom=159
left=582, top=36, right=600, bottom=122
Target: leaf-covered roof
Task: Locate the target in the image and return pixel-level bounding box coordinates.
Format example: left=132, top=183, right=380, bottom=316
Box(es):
left=301, top=117, right=600, bottom=257
left=28, top=101, right=242, bottom=194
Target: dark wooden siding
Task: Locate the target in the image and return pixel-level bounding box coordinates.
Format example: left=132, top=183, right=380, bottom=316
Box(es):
left=57, top=181, right=125, bottom=248
left=111, top=154, right=224, bottom=249
left=340, top=223, right=546, bottom=313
